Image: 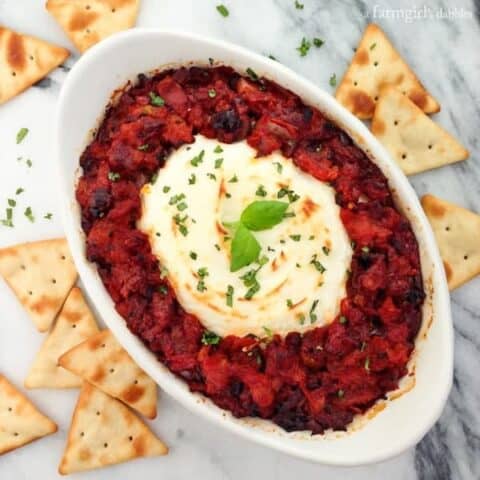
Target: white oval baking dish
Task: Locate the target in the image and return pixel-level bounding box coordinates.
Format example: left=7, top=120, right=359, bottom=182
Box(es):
left=55, top=29, right=453, bottom=466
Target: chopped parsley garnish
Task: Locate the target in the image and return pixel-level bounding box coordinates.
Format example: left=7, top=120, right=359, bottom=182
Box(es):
left=163, top=185, right=171, bottom=193
left=214, top=145, right=223, bottom=154
left=137, top=144, right=149, bottom=151
left=208, top=88, right=217, bottom=98
left=189, top=251, right=198, bottom=260
left=297, top=37, right=311, bottom=57
left=273, top=161, right=283, bottom=174
left=255, top=185, right=267, bottom=197
left=268, top=54, right=277, bottom=61
left=190, top=150, right=205, bottom=167
left=177, top=201, right=188, bottom=211
left=262, top=326, right=273, bottom=337
left=294, top=0, right=304, bottom=9
left=207, top=172, right=217, bottom=180
left=188, top=173, right=196, bottom=185
left=322, top=246, right=330, bottom=255
left=155, top=232, right=161, bottom=237
left=309, top=299, right=319, bottom=323
left=277, top=187, right=299, bottom=203
left=310, top=254, right=326, bottom=273
left=15, top=188, right=24, bottom=195
left=44, top=212, right=53, bottom=220
left=298, top=313, right=306, bottom=325
left=228, top=174, right=238, bottom=183
left=196, top=267, right=209, bottom=292
left=225, top=192, right=232, bottom=198
left=214, top=158, right=224, bottom=169
left=26, top=159, right=32, bottom=168
left=160, top=266, right=169, bottom=279
left=370, top=42, right=377, bottom=50
left=198, top=267, right=209, bottom=278
left=329, top=73, right=337, bottom=87
left=226, top=285, right=234, bottom=307
left=149, top=92, right=165, bottom=107
left=24, top=206, right=34, bottom=222
left=108, top=171, right=121, bottom=181
left=246, top=67, right=259, bottom=82
left=290, top=234, right=301, bottom=242
left=309, top=235, right=315, bottom=240
left=216, top=4, right=229, bottom=17
left=173, top=214, right=189, bottom=236
left=339, top=315, right=347, bottom=324
left=158, top=285, right=168, bottom=295
left=151, top=173, right=158, bottom=184
left=286, top=299, right=293, bottom=308
left=16, top=127, right=29, bottom=144
left=364, top=357, right=370, bottom=371
left=7, top=199, right=16, bottom=207
left=201, top=330, right=221, bottom=345
left=169, top=193, right=186, bottom=205
left=283, top=211, right=295, bottom=218
left=313, top=37, right=324, bottom=48
left=214, top=243, right=221, bottom=251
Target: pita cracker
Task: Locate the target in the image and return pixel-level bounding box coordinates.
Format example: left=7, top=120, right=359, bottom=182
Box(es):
left=46, top=0, right=140, bottom=53
left=422, top=195, right=480, bottom=290
left=25, top=287, right=100, bottom=389
left=58, top=382, right=167, bottom=474
left=371, top=87, right=468, bottom=175
left=0, top=374, right=57, bottom=455
left=59, top=330, right=157, bottom=419
left=0, top=26, right=69, bottom=105
left=335, top=23, right=439, bottom=119
left=0, top=238, right=78, bottom=332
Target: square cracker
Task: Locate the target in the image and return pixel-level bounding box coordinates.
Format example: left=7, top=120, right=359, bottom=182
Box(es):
left=335, top=23, right=439, bottom=119
left=46, top=0, right=140, bottom=53
left=422, top=194, right=480, bottom=290
left=0, top=374, right=57, bottom=455
left=25, top=287, right=100, bottom=389
left=371, top=86, right=468, bottom=175
left=59, top=382, right=167, bottom=474
left=59, top=330, right=157, bottom=419
left=0, top=238, right=78, bottom=332
left=0, top=26, right=69, bottom=104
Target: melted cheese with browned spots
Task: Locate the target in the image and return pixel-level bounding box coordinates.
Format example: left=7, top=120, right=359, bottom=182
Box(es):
left=139, top=135, right=352, bottom=337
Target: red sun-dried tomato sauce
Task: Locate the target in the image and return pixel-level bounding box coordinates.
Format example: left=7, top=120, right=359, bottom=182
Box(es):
left=76, top=66, right=424, bottom=433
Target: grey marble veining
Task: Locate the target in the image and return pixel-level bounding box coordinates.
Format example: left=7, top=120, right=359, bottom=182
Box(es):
left=0, top=0, right=478, bottom=479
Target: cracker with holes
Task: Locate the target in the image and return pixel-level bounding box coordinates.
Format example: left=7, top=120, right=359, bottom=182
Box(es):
left=0, top=238, right=78, bottom=332
left=46, top=0, right=140, bottom=53
left=59, top=330, right=157, bottom=418
left=25, top=287, right=100, bottom=389
left=422, top=195, right=480, bottom=290
left=0, top=26, right=69, bottom=105
left=371, top=87, right=468, bottom=175
left=335, top=23, right=439, bottom=119
left=0, top=374, right=57, bottom=455
left=59, top=382, right=167, bottom=474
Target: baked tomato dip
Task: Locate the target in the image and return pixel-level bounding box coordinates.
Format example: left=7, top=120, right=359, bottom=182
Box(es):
left=76, top=66, right=425, bottom=434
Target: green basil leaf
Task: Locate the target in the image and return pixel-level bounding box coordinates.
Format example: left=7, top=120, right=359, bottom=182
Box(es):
left=230, top=224, right=261, bottom=272
left=240, top=200, right=289, bottom=231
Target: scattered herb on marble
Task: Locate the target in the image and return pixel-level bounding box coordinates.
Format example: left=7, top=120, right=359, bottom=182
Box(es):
left=16, top=127, right=29, bottom=144
left=216, top=4, right=229, bottom=17
left=329, top=73, right=337, bottom=87
left=297, top=37, right=311, bottom=57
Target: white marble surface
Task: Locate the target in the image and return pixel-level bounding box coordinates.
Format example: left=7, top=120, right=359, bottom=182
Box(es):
left=0, top=0, right=479, bottom=478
